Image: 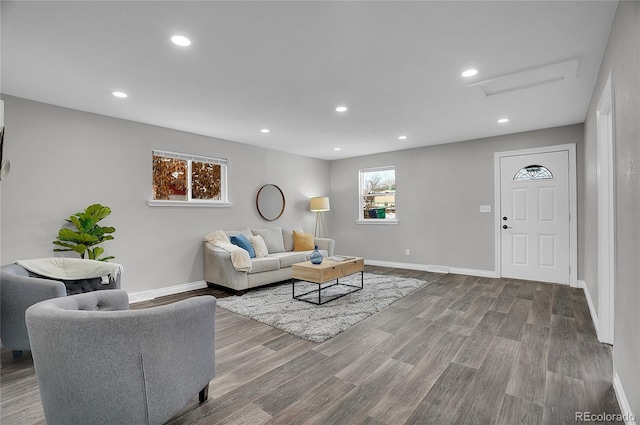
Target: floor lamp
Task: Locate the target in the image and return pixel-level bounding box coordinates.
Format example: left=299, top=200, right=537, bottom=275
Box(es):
left=310, top=197, right=330, bottom=238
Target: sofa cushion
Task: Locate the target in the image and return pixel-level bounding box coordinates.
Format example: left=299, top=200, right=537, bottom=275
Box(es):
left=230, top=235, right=255, bottom=258
left=282, top=226, right=304, bottom=252
left=248, top=257, right=280, bottom=274
left=269, top=252, right=307, bottom=268
left=225, top=227, right=252, bottom=238
left=251, top=226, right=285, bottom=253
left=249, top=235, right=269, bottom=257
left=293, top=230, right=315, bottom=251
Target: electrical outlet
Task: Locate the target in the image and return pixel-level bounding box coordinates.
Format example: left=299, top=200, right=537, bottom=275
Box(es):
left=405, top=249, right=410, bottom=256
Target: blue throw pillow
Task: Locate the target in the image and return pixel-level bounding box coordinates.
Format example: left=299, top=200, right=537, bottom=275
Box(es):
left=230, top=234, right=256, bottom=258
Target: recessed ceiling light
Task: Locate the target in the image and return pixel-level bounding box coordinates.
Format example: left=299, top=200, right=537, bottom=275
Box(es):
left=398, top=135, right=408, bottom=140
left=335, top=106, right=348, bottom=112
left=112, top=91, right=128, bottom=98
left=498, top=118, right=510, bottom=124
left=462, top=69, right=478, bottom=77
left=334, top=147, right=342, bottom=151
left=171, top=35, right=191, bottom=47
left=260, top=129, right=270, bottom=133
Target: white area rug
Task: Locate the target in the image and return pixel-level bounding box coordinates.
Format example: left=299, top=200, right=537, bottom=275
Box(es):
left=216, top=273, right=428, bottom=342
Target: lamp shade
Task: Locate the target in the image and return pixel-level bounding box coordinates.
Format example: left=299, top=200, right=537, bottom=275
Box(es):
left=309, top=196, right=330, bottom=212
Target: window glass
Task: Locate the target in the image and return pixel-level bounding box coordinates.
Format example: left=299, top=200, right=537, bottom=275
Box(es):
left=360, top=166, right=396, bottom=220
left=192, top=162, right=221, bottom=200
left=513, top=165, right=553, bottom=181
left=153, top=156, right=187, bottom=201
left=152, top=150, right=227, bottom=203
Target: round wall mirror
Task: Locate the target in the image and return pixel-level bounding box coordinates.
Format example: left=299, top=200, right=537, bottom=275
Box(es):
left=256, top=184, right=285, bottom=221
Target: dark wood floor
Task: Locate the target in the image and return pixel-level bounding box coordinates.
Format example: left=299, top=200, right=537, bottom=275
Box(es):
left=1, top=266, right=621, bottom=424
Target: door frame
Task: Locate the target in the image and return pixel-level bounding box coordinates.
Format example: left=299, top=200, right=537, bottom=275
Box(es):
left=494, top=144, right=577, bottom=286
left=596, top=72, right=615, bottom=345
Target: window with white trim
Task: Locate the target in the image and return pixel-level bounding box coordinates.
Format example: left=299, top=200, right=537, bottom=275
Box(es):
left=359, top=166, right=396, bottom=222
left=151, top=150, right=228, bottom=205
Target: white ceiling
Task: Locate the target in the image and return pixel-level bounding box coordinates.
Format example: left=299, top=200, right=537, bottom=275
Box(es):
left=1, top=1, right=617, bottom=160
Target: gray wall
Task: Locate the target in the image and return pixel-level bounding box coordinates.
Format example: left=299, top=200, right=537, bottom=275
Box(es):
left=0, top=95, right=330, bottom=293
left=583, top=0, right=640, bottom=416
left=329, top=124, right=584, bottom=273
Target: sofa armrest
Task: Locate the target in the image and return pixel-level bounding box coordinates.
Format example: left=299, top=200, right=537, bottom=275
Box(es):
left=203, top=242, right=250, bottom=291
left=313, top=238, right=335, bottom=257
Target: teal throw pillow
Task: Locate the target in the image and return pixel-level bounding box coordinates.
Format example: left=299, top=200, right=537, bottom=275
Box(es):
left=230, top=234, right=256, bottom=258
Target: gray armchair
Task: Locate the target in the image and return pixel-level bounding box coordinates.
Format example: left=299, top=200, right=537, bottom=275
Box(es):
left=25, top=290, right=216, bottom=425
left=0, top=261, right=120, bottom=357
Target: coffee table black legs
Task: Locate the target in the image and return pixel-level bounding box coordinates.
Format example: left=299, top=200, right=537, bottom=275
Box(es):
left=292, top=271, right=364, bottom=305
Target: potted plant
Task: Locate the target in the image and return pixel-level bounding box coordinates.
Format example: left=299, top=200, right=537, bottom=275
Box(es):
left=53, top=203, right=116, bottom=261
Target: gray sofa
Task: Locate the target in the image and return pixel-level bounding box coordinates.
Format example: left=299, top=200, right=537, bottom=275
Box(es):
left=25, top=290, right=216, bottom=425
left=204, top=226, right=335, bottom=294
left=0, top=261, right=121, bottom=357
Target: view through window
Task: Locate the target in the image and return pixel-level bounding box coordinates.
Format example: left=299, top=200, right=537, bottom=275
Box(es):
left=359, top=166, right=396, bottom=221
left=152, top=150, right=227, bottom=203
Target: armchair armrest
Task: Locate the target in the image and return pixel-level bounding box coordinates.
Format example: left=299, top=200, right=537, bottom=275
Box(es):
left=135, top=296, right=216, bottom=423
left=1, top=272, right=67, bottom=351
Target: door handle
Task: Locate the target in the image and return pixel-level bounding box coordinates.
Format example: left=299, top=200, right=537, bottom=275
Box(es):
left=502, top=224, right=512, bottom=229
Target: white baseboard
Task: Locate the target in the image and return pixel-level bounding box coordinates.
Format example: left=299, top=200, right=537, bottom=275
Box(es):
left=126, top=261, right=500, bottom=304
left=580, top=281, right=636, bottom=424
left=363, top=259, right=497, bottom=278
left=449, top=266, right=499, bottom=279
left=364, top=259, right=430, bottom=271
left=128, top=280, right=208, bottom=304
left=427, top=264, right=450, bottom=273
left=614, top=373, right=638, bottom=425
left=128, top=292, right=155, bottom=304
left=577, top=279, right=599, bottom=337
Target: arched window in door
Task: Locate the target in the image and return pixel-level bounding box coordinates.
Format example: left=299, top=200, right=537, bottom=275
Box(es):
left=513, top=165, right=553, bottom=181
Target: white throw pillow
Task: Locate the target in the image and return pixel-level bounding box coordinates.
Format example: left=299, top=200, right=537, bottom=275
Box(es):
left=249, top=235, right=269, bottom=257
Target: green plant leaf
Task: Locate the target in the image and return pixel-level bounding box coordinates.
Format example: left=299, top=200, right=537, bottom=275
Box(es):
left=57, top=228, right=99, bottom=244
left=78, top=217, right=96, bottom=232
left=54, top=204, right=115, bottom=260
left=69, top=215, right=82, bottom=230
left=86, top=204, right=112, bottom=222
left=97, top=256, right=116, bottom=262
left=52, top=241, right=76, bottom=249
left=90, top=247, right=104, bottom=260
left=71, top=244, right=87, bottom=255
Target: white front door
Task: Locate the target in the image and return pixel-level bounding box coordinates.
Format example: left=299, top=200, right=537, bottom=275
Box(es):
left=500, top=151, right=570, bottom=284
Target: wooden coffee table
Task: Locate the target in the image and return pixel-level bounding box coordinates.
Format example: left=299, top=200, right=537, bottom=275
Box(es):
left=291, top=257, right=364, bottom=305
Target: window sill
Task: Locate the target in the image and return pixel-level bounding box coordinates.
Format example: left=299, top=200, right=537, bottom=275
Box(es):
left=356, top=219, right=399, bottom=225
left=147, top=200, right=233, bottom=208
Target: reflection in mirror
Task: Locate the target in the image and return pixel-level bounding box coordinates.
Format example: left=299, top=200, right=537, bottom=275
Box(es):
left=256, top=184, right=285, bottom=221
